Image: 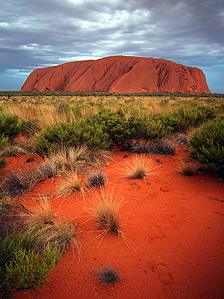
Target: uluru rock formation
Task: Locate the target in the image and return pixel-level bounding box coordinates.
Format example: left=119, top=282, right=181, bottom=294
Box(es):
left=21, top=56, right=210, bottom=94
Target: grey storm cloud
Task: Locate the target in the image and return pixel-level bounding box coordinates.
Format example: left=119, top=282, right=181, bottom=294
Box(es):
left=0, top=0, right=223, bottom=91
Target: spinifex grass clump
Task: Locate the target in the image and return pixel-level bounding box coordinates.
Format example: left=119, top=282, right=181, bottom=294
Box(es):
left=179, top=158, right=199, bottom=176
left=0, top=144, right=28, bottom=157
left=123, top=155, right=151, bottom=179
left=0, top=199, right=31, bottom=239
left=28, top=199, right=55, bottom=226
left=57, top=172, right=83, bottom=197
left=94, top=190, right=122, bottom=235
left=51, top=146, right=91, bottom=172
left=41, top=146, right=110, bottom=175
left=97, top=267, right=120, bottom=284
left=86, top=190, right=123, bottom=235
left=88, top=171, right=106, bottom=187
left=48, top=222, right=77, bottom=253
left=0, top=171, right=36, bottom=197
left=36, top=157, right=58, bottom=180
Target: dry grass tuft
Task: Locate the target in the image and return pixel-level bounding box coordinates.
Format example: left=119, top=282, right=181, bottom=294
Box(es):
left=179, top=158, right=199, bottom=176
left=90, top=149, right=111, bottom=166
left=28, top=198, right=55, bottom=226
left=36, top=157, right=58, bottom=180
left=0, top=170, right=37, bottom=197
left=33, top=222, right=78, bottom=253
left=26, top=199, right=78, bottom=253
left=85, top=190, right=123, bottom=235
left=0, top=144, right=28, bottom=157
left=52, top=146, right=91, bottom=172
left=50, top=222, right=78, bottom=253
left=122, top=155, right=151, bottom=179
left=57, top=172, right=83, bottom=197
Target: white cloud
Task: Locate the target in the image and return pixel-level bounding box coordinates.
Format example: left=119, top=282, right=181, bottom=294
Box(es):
left=76, top=9, right=151, bottom=31
left=0, top=22, right=9, bottom=28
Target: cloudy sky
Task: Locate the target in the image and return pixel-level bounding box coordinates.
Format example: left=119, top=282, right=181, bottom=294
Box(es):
left=0, top=0, right=223, bottom=92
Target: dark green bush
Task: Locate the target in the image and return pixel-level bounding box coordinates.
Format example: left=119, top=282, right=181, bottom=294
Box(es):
left=0, top=113, right=22, bottom=138
left=36, top=120, right=110, bottom=155
left=154, top=113, right=181, bottom=133
left=89, top=110, right=171, bottom=149
left=173, top=106, right=215, bottom=131
left=89, top=110, right=131, bottom=149
left=144, top=118, right=173, bottom=140
left=190, top=118, right=224, bottom=176
left=156, top=105, right=216, bottom=133
left=36, top=106, right=216, bottom=154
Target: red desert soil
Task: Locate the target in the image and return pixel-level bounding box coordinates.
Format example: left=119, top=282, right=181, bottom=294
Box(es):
left=21, top=56, right=210, bottom=94
left=8, top=146, right=224, bottom=299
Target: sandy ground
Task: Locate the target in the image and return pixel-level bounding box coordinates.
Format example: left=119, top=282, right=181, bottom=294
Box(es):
left=3, top=146, right=224, bottom=299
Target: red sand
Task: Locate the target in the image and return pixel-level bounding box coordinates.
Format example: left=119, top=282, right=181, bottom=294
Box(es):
left=21, top=56, right=210, bottom=94
left=8, top=146, right=224, bottom=299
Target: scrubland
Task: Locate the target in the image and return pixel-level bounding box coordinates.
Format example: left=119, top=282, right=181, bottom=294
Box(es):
left=0, top=94, right=224, bottom=299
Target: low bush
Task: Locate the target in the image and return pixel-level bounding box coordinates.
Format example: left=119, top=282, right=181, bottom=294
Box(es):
left=36, top=120, right=110, bottom=155
left=0, top=202, right=77, bottom=292
left=0, top=235, right=60, bottom=290
left=179, top=158, right=199, bottom=176
left=89, top=110, right=171, bottom=149
left=190, top=118, right=224, bottom=176
left=0, top=201, right=31, bottom=239
left=89, top=110, right=131, bottom=149
left=0, top=113, right=22, bottom=138
left=157, top=105, right=216, bottom=133
left=34, top=106, right=216, bottom=154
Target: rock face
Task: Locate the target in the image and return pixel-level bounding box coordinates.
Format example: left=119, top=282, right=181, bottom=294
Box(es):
left=21, top=56, right=210, bottom=94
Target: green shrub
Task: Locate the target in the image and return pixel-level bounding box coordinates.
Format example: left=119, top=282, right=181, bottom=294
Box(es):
left=89, top=110, right=171, bottom=149
left=154, top=113, right=181, bottom=133
left=0, top=113, right=22, bottom=138
left=0, top=236, right=60, bottom=290
left=89, top=110, right=131, bottom=149
left=36, top=120, right=110, bottom=155
left=0, top=224, right=66, bottom=291
left=144, top=118, right=172, bottom=140
left=190, top=118, right=224, bottom=176
left=156, top=105, right=216, bottom=133
left=173, top=106, right=215, bottom=131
